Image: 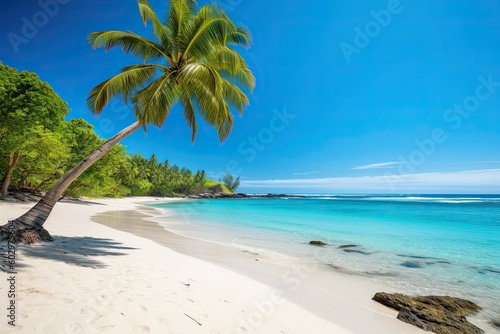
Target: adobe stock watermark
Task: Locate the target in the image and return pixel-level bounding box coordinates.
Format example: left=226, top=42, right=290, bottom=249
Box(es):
left=219, top=0, right=243, bottom=12
left=94, top=100, right=133, bottom=138
left=7, top=0, right=71, bottom=54
left=384, top=74, right=500, bottom=190
left=339, top=0, right=411, bottom=64
left=225, top=106, right=296, bottom=176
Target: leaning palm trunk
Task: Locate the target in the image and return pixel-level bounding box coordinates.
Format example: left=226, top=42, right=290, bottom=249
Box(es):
left=0, top=121, right=141, bottom=244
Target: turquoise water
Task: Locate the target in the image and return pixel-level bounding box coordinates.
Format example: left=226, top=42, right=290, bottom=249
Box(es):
left=150, top=195, right=500, bottom=325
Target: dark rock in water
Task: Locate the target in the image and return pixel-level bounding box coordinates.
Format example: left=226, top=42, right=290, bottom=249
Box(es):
left=343, top=249, right=371, bottom=255
left=309, top=240, right=327, bottom=246
left=326, top=264, right=343, bottom=271
left=397, top=254, right=437, bottom=260
left=338, top=244, right=357, bottom=249
left=397, top=308, right=431, bottom=331
left=373, top=292, right=483, bottom=334
left=400, top=261, right=424, bottom=268
left=489, top=318, right=500, bottom=329
left=476, top=267, right=500, bottom=275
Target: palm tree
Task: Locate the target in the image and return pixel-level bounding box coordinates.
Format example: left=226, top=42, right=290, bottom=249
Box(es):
left=1, top=0, right=254, bottom=243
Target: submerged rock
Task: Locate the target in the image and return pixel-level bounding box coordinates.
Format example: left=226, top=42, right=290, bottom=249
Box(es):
left=326, top=264, right=343, bottom=271
left=489, top=318, right=500, bottom=329
left=338, top=244, right=357, bottom=249
left=309, top=240, right=327, bottom=246
left=343, top=249, right=371, bottom=255
left=397, top=254, right=438, bottom=260
left=476, top=267, right=500, bottom=275
left=400, top=261, right=424, bottom=268
left=372, top=292, right=483, bottom=334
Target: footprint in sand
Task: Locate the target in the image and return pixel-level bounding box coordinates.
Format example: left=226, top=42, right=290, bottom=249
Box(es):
left=64, top=322, right=84, bottom=333
left=23, top=288, right=55, bottom=299
left=97, top=325, right=115, bottom=331
left=133, top=325, right=150, bottom=332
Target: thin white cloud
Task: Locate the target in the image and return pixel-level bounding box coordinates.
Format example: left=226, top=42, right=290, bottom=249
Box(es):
left=241, top=169, right=500, bottom=193
left=293, top=171, right=323, bottom=176
left=462, top=161, right=500, bottom=164
left=352, top=161, right=400, bottom=170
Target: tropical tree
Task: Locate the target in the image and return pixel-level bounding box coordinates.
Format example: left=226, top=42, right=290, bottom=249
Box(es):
left=2, top=0, right=254, bottom=243
left=222, top=172, right=240, bottom=192
left=0, top=62, right=69, bottom=197
left=12, top=129, right=69, bottom=190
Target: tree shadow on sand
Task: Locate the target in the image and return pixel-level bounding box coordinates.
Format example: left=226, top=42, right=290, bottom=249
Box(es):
left=59, top=198, right=107, bottom=206
left=13, top=236, right=138, bottom=269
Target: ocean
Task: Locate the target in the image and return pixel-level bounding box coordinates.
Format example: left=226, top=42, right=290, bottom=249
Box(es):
left=149, top=194, right=500, bottom=327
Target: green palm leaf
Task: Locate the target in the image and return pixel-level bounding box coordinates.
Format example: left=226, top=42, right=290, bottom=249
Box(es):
left=88, top=31, right=167, bottom=61
left=137, top=0, right=173, bottom=51
left=180, top=6, right=229, bottom=59
left=208, top=47, right=255, bottom=90
left=222, top=80, right=248, bottom=114
left=169, top=0, right=196, bottom=35
left=87, top=64, right=160, bottom=114
left=133, top=73, right=181, bottom=126
left=88, top=0, right=255, bottom=143
left=181, top=94, right=197, bottom=142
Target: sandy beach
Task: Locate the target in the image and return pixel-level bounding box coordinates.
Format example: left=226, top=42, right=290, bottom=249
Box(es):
left=0, top=197, right=426, bottom=333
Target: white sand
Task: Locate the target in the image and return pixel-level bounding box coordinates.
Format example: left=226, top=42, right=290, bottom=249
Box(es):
left=0, top=198, right=424, bottom=333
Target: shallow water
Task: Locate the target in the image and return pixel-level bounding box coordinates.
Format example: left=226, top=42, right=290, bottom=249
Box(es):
left=149, top=194, right=500, bottom=327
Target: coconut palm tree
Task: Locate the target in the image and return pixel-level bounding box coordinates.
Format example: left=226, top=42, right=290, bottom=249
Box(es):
left=2, top=0, right=254, bottom=243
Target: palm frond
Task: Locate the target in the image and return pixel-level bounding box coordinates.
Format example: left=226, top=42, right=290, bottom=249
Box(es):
left=222, top=80, right=249, bottom=115
left=137, top=0, right=173, bottom=51
left=215, top=103, right=233, bottom=142
left=87, top=64, right=159, bottom=114
left=180, top=62, right=223, bottom=96
left=185, top=75, right=234, bottom=141
left=133, top=73, right=181, bottom=126
left=168, top=0, right=196, bottom=39
left=180, top=5, right=229, bottom=59
left=227, top=26, right=252, bottom=47
left=208, top=46, right=255, bottom=90
left=88, top=30, right=167, bottom=61
left=181, top=94, right=197, bottom=142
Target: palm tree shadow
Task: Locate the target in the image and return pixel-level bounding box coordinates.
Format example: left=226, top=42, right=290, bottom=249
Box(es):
left=15, top=236, right=138, bottom=269
left=59, top=198, right=107, bottom=206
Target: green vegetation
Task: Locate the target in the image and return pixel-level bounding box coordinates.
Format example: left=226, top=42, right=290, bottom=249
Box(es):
left=221, top=172, right=240, bottom=192
left=3, top=0, right=254, bottom=243
left=0, top=62, right=230, bottom=199
left=203, top=179, right=232, bottom=193
left=0, top=61, right=69, bottom=197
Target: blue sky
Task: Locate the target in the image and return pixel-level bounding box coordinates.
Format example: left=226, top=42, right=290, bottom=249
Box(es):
left=1, top=0, right=500, bottom=193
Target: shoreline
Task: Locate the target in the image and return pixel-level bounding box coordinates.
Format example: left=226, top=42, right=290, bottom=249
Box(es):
left=0, top=198, right=363, bottom=333
left=125, top=198, right=498, bottom=333
left=91, top=199, right=426, bottom=333
left=0, top=197, right=488, bottom=333
left=145, top=196, right=500, bottom=331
